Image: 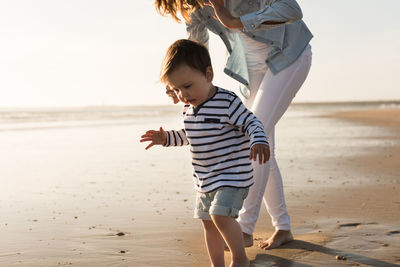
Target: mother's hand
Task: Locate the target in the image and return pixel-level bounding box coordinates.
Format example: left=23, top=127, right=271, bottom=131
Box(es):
left=205, top=0, right=243, bottom=29
left=166, top=86, right=180, bottom=104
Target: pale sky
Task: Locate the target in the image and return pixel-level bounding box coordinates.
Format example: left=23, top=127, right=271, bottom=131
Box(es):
left=0, top=0, right=399, bottom=107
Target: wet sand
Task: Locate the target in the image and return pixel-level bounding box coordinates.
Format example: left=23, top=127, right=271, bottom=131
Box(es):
left=0, top=106, right=399, bottom=266
left=242, top=108, right=400, bottom=266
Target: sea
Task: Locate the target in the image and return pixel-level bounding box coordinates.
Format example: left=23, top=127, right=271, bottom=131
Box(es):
left=1, top=101, right=399, bottom=132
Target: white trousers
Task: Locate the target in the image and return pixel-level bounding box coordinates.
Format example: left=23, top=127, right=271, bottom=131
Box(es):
left=237, top=45, right=312, bottom=234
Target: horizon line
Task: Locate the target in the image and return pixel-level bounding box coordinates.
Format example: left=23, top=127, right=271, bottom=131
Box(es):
left=1, top=99, right=400, bottom=110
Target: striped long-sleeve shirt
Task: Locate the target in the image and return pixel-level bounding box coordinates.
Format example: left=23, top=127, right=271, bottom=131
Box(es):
left=165, top=87, right=268, bottom=193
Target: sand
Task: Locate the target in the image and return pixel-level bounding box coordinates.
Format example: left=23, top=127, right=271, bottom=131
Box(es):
left=242, top=108, right=400, bottom=266
left=0, top=105, right=399, bottom=266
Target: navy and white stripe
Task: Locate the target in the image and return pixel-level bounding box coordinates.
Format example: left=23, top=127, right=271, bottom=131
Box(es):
left=165, top=87, right=268, bottom=193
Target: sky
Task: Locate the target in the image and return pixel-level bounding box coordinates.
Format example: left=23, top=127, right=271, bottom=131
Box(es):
left=0, top=0, right=399, bottom=107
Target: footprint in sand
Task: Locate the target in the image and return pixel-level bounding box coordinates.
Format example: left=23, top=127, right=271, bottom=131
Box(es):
left=338, top=223, right=361, bottom=228
left=385, top=230, right=400, bottom=236
left=338, top=222, right=378, bottom=229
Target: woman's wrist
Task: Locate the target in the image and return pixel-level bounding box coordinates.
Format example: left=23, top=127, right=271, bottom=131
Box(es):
left=231, top=17, right=243, bottom=29
left=223, top=17, right=243, bottom=29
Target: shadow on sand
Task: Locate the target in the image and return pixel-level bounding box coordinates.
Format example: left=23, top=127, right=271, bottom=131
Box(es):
left=250, top=240, right=399, bottom=267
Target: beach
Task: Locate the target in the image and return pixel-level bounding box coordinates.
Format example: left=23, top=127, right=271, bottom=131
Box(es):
left=1, top=103, right=399, bottom=266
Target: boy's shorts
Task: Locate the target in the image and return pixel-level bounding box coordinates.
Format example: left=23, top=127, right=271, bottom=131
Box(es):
left=194, top=187, right=249, bottom=220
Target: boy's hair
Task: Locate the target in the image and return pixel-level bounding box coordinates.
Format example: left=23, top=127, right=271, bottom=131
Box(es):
left=160, top=39, right=212, bottom=83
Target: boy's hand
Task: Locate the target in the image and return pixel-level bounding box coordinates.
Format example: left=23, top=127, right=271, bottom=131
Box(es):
left=140, top=127, right=167, bottom=150
left=249, top=144, right=270, bottom=164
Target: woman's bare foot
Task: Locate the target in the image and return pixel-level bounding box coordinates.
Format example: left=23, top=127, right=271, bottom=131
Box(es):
left=224, top=232, right=253, bottom=251
left=258, top=230, right=293, bottom=250
left=242, top=232, right=253, bottom=247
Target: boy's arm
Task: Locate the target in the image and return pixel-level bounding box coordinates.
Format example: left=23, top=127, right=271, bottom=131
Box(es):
left=140, top=127, right=189, bottom=150
left=164, top=129, right=189, bottom=147
left=227, top=95, right=269, bottom=148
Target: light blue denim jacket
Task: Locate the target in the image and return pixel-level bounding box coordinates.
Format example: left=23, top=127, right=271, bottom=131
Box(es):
left=186, top=0, right=313, bottom=98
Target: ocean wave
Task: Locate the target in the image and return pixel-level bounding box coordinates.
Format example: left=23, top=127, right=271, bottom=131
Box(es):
left=0, top=105, right=182, bottom=131
left=0, top=105, right=181, bottom=123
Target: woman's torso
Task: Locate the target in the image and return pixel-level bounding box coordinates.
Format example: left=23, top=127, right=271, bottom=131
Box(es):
left=187, top=0, right=313, bottom=94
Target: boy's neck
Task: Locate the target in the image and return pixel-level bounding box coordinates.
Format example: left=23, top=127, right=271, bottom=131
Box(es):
left=206, top=85, right=217, bottom=101
left=194, top=85, right=217, bottom=108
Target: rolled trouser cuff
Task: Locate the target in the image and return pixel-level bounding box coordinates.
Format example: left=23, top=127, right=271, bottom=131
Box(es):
left=210, top=204, right=240, bottom=218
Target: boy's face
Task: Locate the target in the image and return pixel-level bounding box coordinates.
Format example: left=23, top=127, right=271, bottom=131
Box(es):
left=166, top=64, right=214, bottom=107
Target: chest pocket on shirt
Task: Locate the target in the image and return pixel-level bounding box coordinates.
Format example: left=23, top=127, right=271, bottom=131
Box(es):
left=204, top=118, right=221, bottom=123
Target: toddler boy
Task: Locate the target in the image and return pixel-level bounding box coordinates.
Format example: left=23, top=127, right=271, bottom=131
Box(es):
left=140, top=39, right=269, bottom=267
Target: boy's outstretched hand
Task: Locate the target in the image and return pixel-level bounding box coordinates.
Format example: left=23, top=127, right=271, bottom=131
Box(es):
left=140, top=127, right=167, bottom=150
left=249, top=144, right=270, bottom=164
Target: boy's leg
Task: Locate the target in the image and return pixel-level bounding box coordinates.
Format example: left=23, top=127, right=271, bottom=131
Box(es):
left=211, top=215, right=249, bottom=267
left=201, top=220, right=225, bottom=267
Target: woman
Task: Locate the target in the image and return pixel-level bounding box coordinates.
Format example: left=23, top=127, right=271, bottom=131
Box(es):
left=155, top=0, right=312, bottom=250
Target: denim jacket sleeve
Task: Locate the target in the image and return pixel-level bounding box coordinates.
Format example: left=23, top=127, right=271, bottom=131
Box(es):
left=186, top=12, right=209, bottom=48
left=239, top=0, right=303, bottom=32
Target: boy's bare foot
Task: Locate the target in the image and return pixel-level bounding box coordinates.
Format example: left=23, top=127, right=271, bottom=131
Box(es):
left=224, top=232, right=253, bottom=251
left=258, top=230, right=293, bottom=250
left=230, top=258, right=250, bottom=267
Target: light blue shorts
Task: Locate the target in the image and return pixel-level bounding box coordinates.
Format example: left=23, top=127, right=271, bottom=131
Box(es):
left=194, top=187, right=249, bottom=220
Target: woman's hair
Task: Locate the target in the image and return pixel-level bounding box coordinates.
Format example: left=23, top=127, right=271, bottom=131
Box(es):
left=154, top=0, right=203, bottom=23
left=160, top=39, right=211, bottom=83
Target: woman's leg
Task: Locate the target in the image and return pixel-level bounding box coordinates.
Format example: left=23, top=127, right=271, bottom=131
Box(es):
left=258, top=129, right=293, bottom=249
left=238, top=47, right=312, bottom=245
left=237, top=68, right=270, bottom=242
